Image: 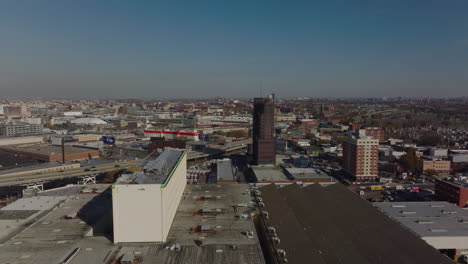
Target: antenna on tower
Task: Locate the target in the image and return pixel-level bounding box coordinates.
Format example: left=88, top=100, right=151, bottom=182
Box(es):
left=259, top=81, right=263, bottom=97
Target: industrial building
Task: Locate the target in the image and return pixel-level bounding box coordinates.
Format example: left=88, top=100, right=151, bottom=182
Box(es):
left=342, top=136, right=379, bottom=182
left=0, top=135, right=44, bottom=146
left=112, top=148, right=187, bottom=243
left=0, top=144, right=99, bottom=162
left=0, top=184, right=113, bottom=264
left=374, top=201, right=468, bottom=261
left=420, top=157, right=451, bottom=174
left=0, top=123, right=43, bottom=136
left=256, top=183, right=454, bottom=264
left=252, top=95, right=275, bottom=165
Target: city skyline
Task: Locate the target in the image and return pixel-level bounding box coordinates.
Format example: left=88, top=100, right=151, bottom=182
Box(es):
left=1, top=0, right=468, bottom=98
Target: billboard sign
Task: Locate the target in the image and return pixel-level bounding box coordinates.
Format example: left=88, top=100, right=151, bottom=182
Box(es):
left=103, top=136, right=115, bottom=145
left=51, top=137, right=64, bottom=146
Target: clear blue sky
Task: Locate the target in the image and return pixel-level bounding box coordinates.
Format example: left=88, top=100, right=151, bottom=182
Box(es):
left=0, top=0, right=467, bottom=99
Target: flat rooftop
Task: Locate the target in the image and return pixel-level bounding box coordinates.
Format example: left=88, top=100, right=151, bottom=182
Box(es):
left=116, top=149, right=184, bottom=184
left=258, top=183, right=454, bottom=264
left=156, top=184, right=264, bottom=263
left=437, top=178, right=468, bottom=188
left=374, top=201, right=468, bottom=237
left=216, top=158, right=235, bottom=182
left=252, top=166, right=289, bottom=182
left=284, top=167, right=334, bottom=180
left=0, top=184, right=113, bottom=264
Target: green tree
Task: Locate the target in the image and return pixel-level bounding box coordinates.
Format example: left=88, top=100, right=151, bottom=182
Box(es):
left=305, top=133, right=315, bottom=140
left=399, top=148, right=418, bottom=172
left=424, top=169, right=438, bottom=177
left=418, top=132, right=442, bottom=146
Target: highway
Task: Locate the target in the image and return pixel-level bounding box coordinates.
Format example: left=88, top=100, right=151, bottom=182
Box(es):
left=187, top=141, right=249, bottom=161
left=0, top=141, right=249, bottom=187
left=0, top=162, right=135, bottom=187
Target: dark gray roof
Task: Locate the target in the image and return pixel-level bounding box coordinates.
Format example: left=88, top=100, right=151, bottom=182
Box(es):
left=259, top=183, right=454, bottom=264
left=116, top=149, right=184, bottom=184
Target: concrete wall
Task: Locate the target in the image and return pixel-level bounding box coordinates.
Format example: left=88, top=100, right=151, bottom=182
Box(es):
left=161, top=152, right=187, bottom=240
left=0, top=163, right=80, bottom=178
left=112, top=151, right=187, bottom=243
left=423, top=236, right=468, bottom=251
left=0, top=136, right=44, bottom=146
left=112, top=184, right=162, bottom=243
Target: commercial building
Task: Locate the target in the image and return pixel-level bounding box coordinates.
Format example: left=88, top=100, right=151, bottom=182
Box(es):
left=148, top=137, right=187, bottom=153
left=435, top=177, right=468, bottom=207
left=342, top=136, right=379, bottom=182
left=63, top=111, right=83, bottom=117
left=144, top=129, right=199, bottom=141
left=256, top=183, right=452, bottom=264
left=0, top=123, right=43, bottom=136
left=375, top=201, right=468, bottom=261
left=430, top=148, right=449, bottom=158
left=0, top=144, right=99, bottom=162
left=252, top=95, right=275, bottom=165
left=112, top=149, right=187, bottom=243
left=420, top=157, right=451, bottom=173
left=450, top=150, right=468, bottom=163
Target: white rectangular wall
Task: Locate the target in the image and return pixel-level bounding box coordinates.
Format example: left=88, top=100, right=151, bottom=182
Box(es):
left=161, top=153, right=187, bottom=240
left=112, top=184, right=163, bottom=243
left=112, top=151, right=187, bottom=243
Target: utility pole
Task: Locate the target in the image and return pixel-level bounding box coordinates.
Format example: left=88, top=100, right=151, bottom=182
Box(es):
left=61, top=137, right=65, bottom=164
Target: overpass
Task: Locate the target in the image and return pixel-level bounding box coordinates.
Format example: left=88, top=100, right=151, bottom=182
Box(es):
left=187, top=141, right=248, bottom=163
left=0, top=162, right=135, bottom=190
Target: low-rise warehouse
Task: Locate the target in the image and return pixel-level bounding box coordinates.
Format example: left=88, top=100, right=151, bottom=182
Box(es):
left=256, top=183, right=454, bottom=264
left=0, top=144, right=99, bottom=162
left=375, top=201, right=468, bottom=261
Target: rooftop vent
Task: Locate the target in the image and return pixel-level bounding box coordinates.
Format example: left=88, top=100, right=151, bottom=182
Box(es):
left=268, top=226, right=276, bottom=234
left=272, top=236, right=281, bottom=245
left=429, top=229, right=447, bottom=233
left=441, top=210, right=457, bottom=214
left=416, top=220, right=433, bottom=224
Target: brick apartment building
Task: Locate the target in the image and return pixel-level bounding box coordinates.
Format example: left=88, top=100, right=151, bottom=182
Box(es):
left=358, top=127, right=385, bottom=142
left=435, top=178, right=468, bottom=207
left=342, top=136, right=379, bottom=182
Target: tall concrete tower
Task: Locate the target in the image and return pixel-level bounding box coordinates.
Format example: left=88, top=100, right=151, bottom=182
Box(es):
left=252, top=94, right=275, bottom=165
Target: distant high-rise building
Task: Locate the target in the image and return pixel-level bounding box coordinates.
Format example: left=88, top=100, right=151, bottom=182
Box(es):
left=342, top=136, right=379, bottom=182
left=0, top=123, right=43, bottom=136
left=252, top=95, right=275, bottom=165
left=3, top=105, right=29, bottom=118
